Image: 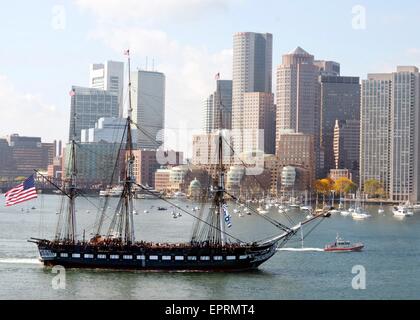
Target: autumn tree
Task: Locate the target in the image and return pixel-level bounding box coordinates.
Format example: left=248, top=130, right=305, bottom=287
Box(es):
left=314, top=178, right=334, bottom=204
left=334, top=177, right=357, bottom=196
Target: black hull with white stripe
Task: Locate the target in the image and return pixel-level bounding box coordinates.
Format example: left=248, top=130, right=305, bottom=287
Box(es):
left=34, top=240, right=279, bottom=272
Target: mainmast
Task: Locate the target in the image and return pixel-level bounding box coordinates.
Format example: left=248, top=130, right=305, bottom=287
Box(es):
left=63, top=88, right=78, bottom=243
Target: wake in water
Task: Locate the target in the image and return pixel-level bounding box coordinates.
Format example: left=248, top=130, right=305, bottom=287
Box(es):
left=277, top=248, right=324, bottom=252
left=0, top=258, right=41, bottom=265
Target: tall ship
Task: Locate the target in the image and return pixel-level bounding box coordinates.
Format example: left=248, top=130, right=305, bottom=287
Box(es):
left=30, top=51, right=324, bottom=271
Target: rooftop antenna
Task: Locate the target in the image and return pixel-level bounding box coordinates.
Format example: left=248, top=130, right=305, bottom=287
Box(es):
left=146, top=56, right=148, bottom=71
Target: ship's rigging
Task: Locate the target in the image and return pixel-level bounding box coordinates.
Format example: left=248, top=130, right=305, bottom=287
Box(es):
left=34, top=49, right=327, bottom=254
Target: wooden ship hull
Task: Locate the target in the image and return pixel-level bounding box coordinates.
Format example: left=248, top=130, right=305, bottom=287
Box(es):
left=33, top=240, right=278, bottom=271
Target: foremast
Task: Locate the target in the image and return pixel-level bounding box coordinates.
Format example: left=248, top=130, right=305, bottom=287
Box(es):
left=106, top=50, right=136, bottom=244
left=212, top=78, right=229, bottom=246
left=55, top=88, right=78, bottom=243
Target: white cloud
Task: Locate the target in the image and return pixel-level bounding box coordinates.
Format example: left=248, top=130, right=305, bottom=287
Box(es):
left=74, top=0, right=234, bottom=23
left=88, top=25, right=233, bottom=154
left=0, top=74, right=67, bottom=142
left=73, top=0, right=237, bottom=155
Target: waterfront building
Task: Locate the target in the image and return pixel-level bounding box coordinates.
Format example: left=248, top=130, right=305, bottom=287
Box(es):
left=232, top=32, right=272, bottom=153
left=131, top=70, right=165, bottom=149
left=360, top=66, right=420, bottom=202
left=154, top=169, right=171, bottom=192
left=277, top=132, right=315, bottom=188
left=68, top=86, right=119, bottom=142
left=329, top=168, right=352, bottom=182
left=189, top=178, right=202, bottom=199
left=90, top=61, right=124, bottom=116
left=226, top=166, right=245, bottom=193
left=281, top=166, right=296, bottom=188
left=191, top=131, right=233, bottom=166
left=203, top=80, right=232, bottom=133
left=0, top=135, right=54, bottom=178
left=319, top=76, right=360, bottom=176
left=63, top=142, right=120, bottom=186
left=47, top=156, right=63, bottom=179
left=132, top=150, right=160, bottom=188
left=0, top=138, right=14, bottom=179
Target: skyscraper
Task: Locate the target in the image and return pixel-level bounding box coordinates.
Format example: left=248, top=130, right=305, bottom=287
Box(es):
left=90, top=61, right=125, bottom=116
left=131, top=70, right=165, bottom=150
left=360, top=66, right=420, bottom=202
left=276, top=47, right=319, bottom=142
left=275, top=47, right=320, bottom=174
left=333, top=119, right=360, bottom=181
left=68, top=86, right=119, bottom=142
left=203, top=80, right=232, bottom=133
left=232, top=32, right=272, bottom=153
left=242, top=92, right=275, bottom=154
left=314, top=60, right=341, bottom=76
left=319, top=76, right=360, bottom=176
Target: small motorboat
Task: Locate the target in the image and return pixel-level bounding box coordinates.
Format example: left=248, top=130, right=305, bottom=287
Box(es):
left=157, top=207, right=167, bottom=211
left=143, top=210, right=149, bottom=214
left=378, top=207, right=385, bottom=214
left=393, top=205, right=413, bottom=217
left=324, top=235, right=364, bottom=252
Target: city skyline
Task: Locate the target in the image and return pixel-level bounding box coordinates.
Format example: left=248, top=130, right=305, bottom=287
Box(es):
left=2, top=1, right=420, bottom=155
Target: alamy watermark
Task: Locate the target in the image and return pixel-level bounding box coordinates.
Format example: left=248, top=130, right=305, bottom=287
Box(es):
left=51, top=265, right=66, bottom=290
left=351, top=265, right=366, bottom=290
left=51, top=5, right=66, bottom=30
left=351, top=5, right=366, bottom=30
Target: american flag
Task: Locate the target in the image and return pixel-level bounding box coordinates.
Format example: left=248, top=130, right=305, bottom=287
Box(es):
left=5, top=175, right=37, bottom=207
left=69, top=89, right=76, bottom=97
left=124, top=49, right=130, bottom=56
left=215, top=72, right=220, bottom=80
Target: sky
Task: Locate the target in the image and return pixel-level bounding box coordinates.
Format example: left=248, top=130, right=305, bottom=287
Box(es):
left=1, top=0, right=420, bottom=156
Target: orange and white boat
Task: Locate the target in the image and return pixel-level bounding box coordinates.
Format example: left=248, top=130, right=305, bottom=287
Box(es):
left=324, top=235, right=364, bottom=252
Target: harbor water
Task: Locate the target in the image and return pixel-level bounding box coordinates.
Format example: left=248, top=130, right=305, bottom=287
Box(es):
left=0, top=194, right=419, bottom=299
